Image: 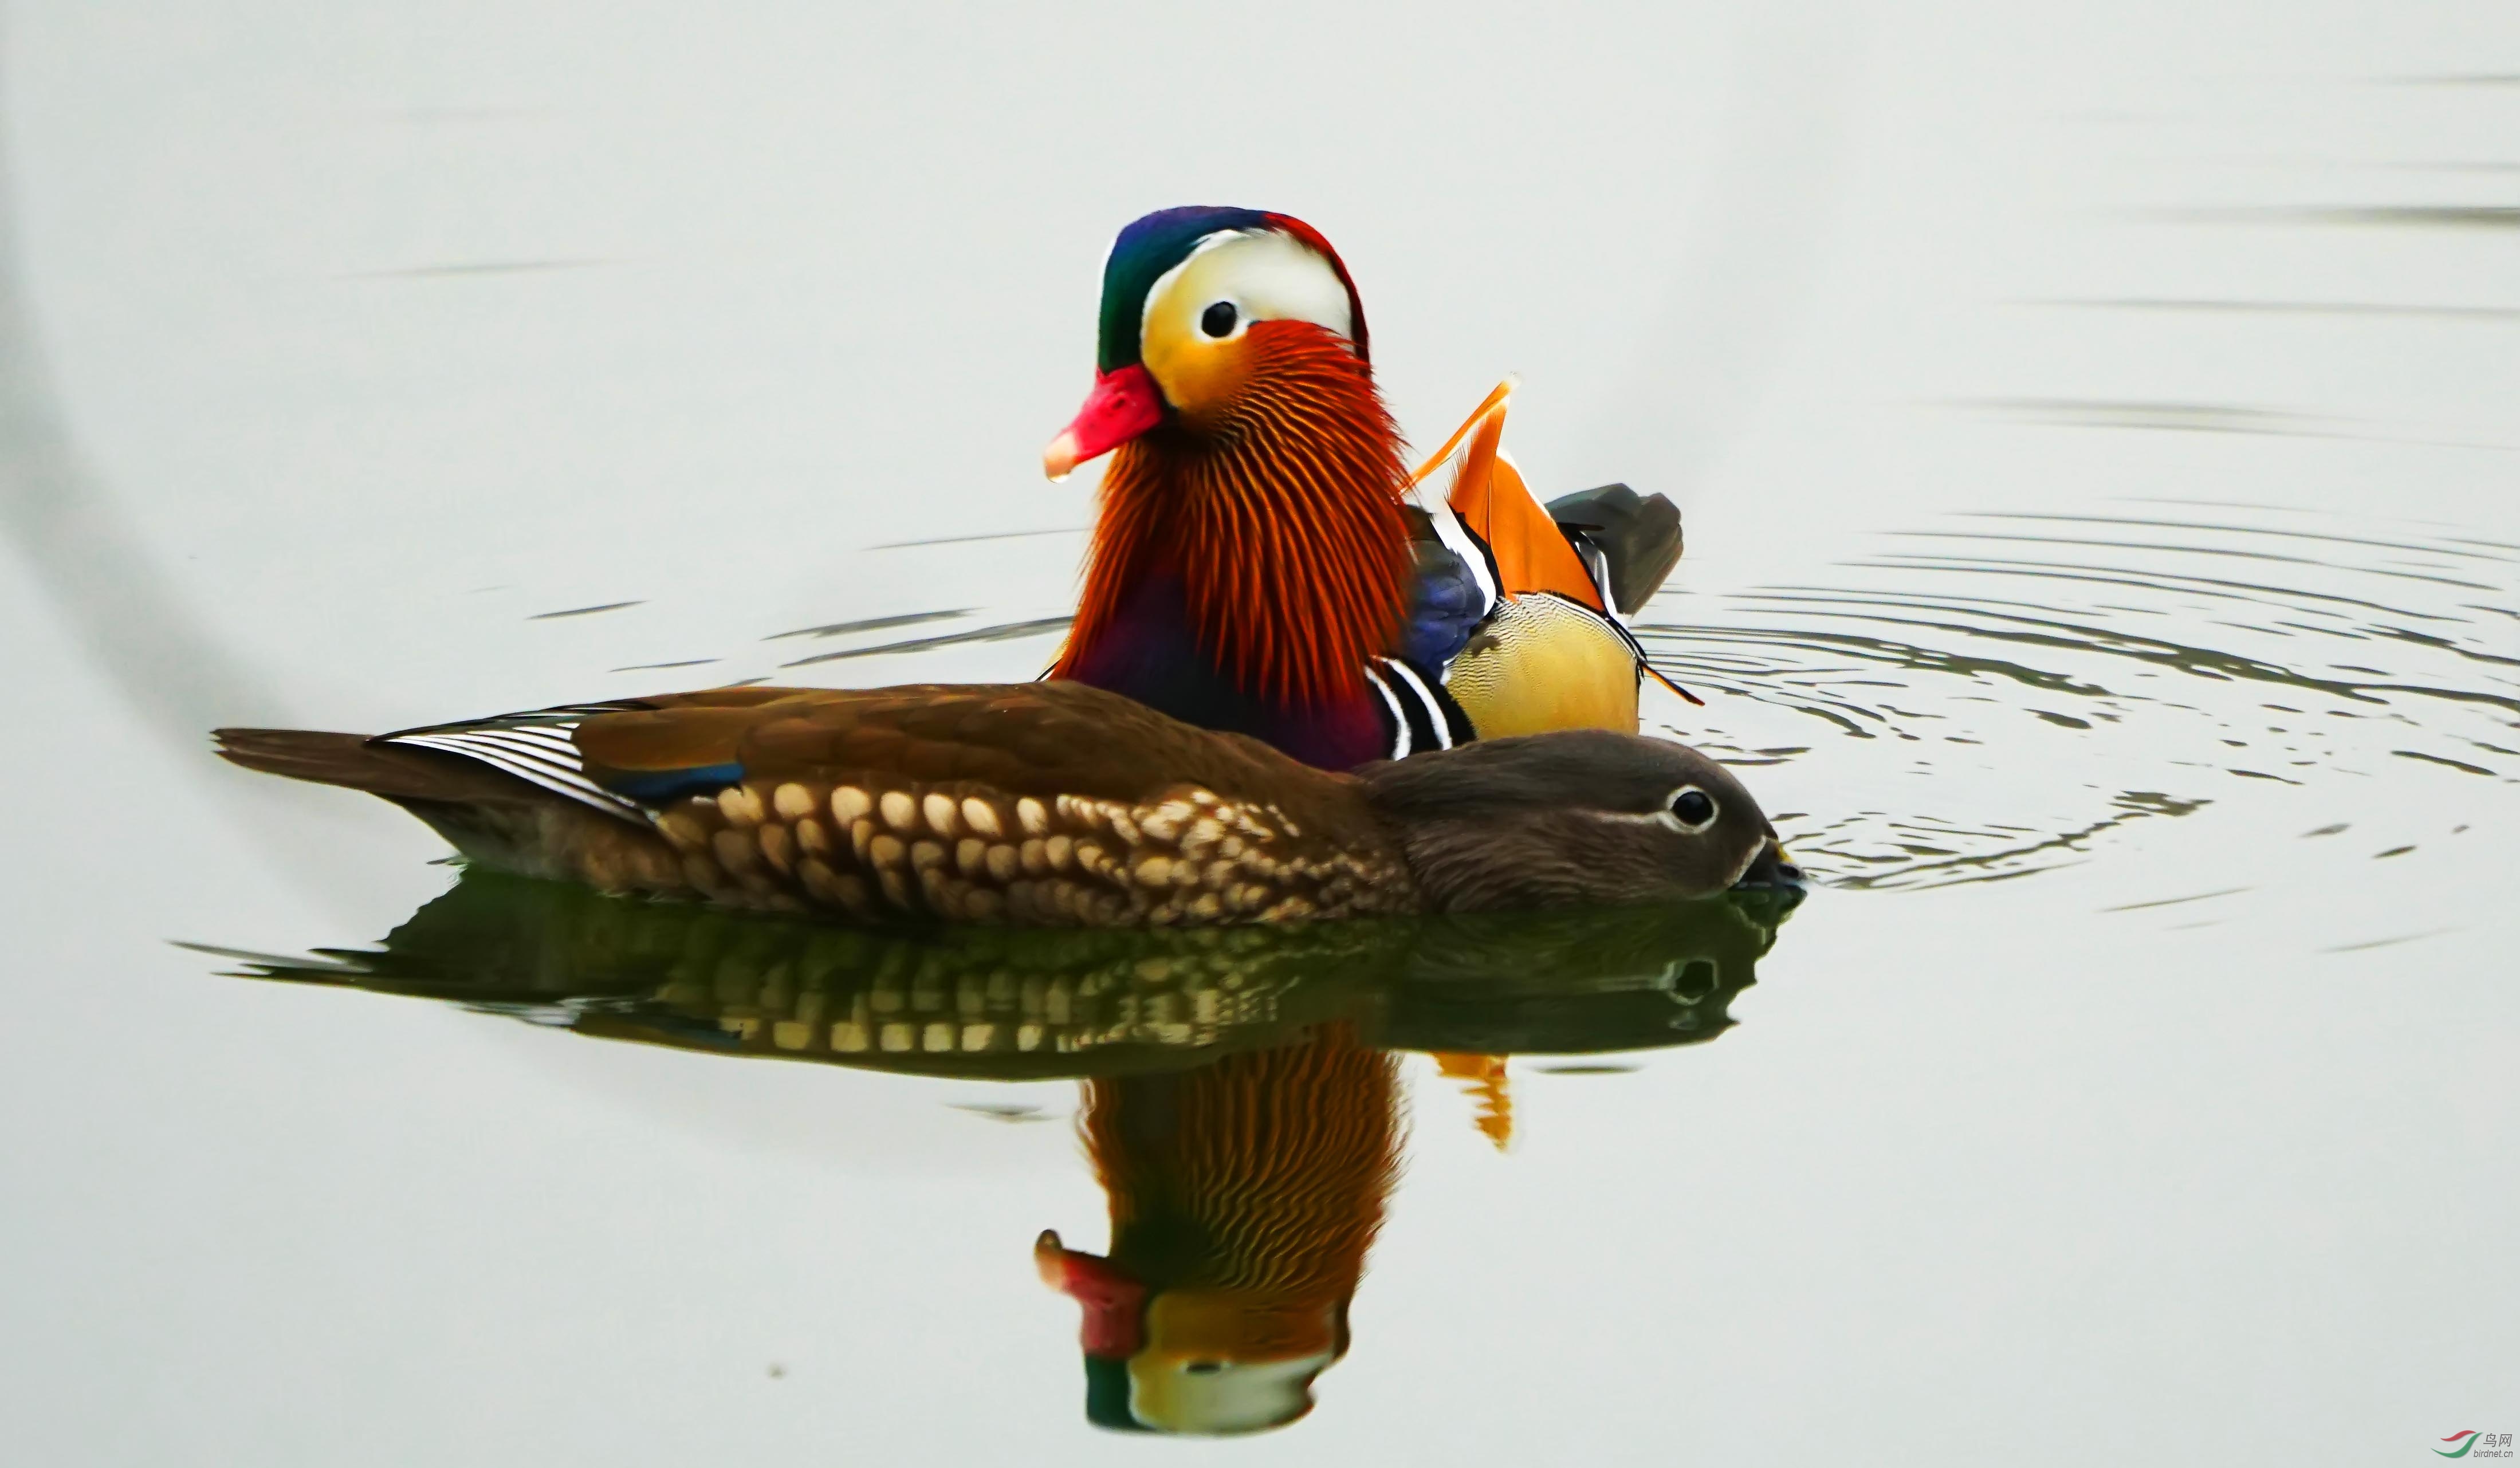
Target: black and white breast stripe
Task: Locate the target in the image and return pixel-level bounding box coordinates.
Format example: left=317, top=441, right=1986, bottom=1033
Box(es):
left=1412, top=493, right=1501, bottom=633
left=1365, top=658, right=1473, bottom=759
left=379, top=705, right=648, bottom=821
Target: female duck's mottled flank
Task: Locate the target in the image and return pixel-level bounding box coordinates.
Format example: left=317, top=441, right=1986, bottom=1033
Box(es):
left=1041, top=207, right=1691, bottom=769
left=214, top=682, right=1790, bottom=928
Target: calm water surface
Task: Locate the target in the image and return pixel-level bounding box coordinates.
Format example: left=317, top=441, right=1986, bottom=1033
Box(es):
left=2, top=4, right=2515, bottom=1463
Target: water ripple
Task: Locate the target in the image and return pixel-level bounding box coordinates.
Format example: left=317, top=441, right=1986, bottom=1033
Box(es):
left=1639, top=503, right=2518, bottom=890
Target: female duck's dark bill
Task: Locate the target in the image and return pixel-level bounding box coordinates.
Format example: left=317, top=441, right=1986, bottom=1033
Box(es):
left=1733, top=836, right=1805, bottom=893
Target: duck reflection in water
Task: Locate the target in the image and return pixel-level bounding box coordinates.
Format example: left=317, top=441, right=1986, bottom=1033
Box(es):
left=202, top=873, right=1799, bottom=1436
left=1037, top=1025, right=1400, bottom=1435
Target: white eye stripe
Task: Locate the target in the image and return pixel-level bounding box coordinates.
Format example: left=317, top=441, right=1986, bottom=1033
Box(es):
left=1138, top=230, right=1240, bottom=346
left=1142, top=229, right=1354, bottom=352
left=1593, top=798, right=1723, bottom=836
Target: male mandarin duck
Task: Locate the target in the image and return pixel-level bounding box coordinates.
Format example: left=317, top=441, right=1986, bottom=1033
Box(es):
left=215, top=681, right=1791, bottom=926
left=1036, top=1025, right=1402, bottom=1434
left=1040, top=205, right=1690, bottom=771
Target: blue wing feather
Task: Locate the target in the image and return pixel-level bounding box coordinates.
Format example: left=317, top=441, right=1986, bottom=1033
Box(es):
left=1399, top=534, right=1488, bottom=673
left=599, top=762, right=748, bottom=804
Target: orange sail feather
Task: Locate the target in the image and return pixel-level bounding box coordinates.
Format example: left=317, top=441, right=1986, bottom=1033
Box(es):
left=1432, top=394, right=1608, bottom=613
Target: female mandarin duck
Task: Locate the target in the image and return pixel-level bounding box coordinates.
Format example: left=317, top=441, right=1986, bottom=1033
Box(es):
left=1040, top=206, right=1688, bottom=770
left=216, top=682, right=1788, bottom=927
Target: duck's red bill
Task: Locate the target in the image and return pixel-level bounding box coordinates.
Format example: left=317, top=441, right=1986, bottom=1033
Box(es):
left=1036, top=1230, right=1149, bottom=1357
left=1043, top=364, right=1163, bottom=480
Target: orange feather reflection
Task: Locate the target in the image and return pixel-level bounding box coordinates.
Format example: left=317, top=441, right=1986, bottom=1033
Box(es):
left=1431, top=1050, right=1515, bottom=1151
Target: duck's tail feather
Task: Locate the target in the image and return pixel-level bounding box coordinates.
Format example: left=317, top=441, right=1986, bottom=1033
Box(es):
left=215, top=727, right=694, bottom=895
left=1544, top=483, right=1684, bottom=615
left=213, top=728, right=539, bottom=805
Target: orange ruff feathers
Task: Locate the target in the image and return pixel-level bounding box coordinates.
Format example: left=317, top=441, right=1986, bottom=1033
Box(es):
left=1056, top=328, right=1410, bottom=708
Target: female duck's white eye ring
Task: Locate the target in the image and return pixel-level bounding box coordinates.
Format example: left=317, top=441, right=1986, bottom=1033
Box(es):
left=1665, top=786, right=1718, bottom=833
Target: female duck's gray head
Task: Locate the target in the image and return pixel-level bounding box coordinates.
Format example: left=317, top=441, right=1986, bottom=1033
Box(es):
left=1362, top=729, right=1798, bottom=912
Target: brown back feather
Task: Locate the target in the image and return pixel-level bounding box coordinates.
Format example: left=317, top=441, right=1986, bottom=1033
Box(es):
left=213, top=729, right=542, bottom=805
left=581, top=682, right=1383, bottom=843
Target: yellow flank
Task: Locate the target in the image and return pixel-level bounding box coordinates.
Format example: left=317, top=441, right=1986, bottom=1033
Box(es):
left=1444, top=595, right=1642, bottom=738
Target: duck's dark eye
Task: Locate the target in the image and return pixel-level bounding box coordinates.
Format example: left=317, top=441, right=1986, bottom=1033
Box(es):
left=1200, top=301, right=1239, bottom=338
left=1670, top=788, right=1717, bottom=829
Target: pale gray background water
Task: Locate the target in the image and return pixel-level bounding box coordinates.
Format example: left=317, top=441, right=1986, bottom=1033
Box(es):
left=2, top=3, right=2514, bottom=1463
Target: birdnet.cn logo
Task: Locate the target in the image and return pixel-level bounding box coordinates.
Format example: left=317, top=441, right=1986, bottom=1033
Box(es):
left=2436, top=1432, right=2514, bottom=1459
